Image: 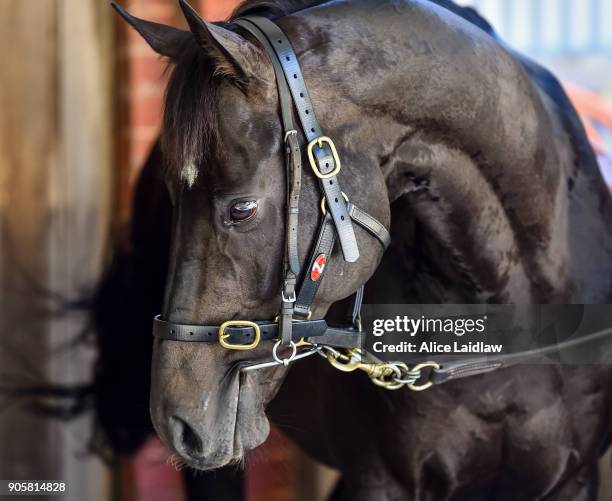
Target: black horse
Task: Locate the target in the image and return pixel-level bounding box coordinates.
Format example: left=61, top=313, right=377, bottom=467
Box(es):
left=88, top=0, right=612, bottom=499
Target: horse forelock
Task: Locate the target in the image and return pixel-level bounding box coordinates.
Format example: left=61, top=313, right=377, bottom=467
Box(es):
left=161, top=36, right=220, bottom=186
left=161, top=0, right=328, bottom=185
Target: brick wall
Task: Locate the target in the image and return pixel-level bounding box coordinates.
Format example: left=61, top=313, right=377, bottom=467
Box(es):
left=200, top=0, right=241, bottom=20
left=115, top=0, right=239, bottom=223
left=115, top=0, right=179, bottom=224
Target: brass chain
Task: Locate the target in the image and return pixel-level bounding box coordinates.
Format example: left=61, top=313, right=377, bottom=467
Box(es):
left=320, top=347, right=440, bottom=391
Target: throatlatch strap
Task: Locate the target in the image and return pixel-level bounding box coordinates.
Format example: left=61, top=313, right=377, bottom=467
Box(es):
left=237, top=15, right=360, bottom=263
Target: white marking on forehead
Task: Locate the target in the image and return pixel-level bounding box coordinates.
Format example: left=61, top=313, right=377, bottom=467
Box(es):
left=181, top=161, right=198, bottom=188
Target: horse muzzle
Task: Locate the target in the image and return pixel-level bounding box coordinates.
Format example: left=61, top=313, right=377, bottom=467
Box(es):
left=150, top=345, right=272, bottom=470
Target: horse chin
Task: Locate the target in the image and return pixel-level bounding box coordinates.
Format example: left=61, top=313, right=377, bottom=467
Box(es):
left=190, top=375, right=272, bottom=471
left=175, top=408, right=270, bottom=471
left=150, top=356, right=275, bottom=471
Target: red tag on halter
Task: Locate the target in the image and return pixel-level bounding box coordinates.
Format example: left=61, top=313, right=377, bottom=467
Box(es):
left=310, top=254, right=327, bottom=282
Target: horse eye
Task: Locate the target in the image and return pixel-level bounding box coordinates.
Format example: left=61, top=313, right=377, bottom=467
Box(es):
left=229, top=200, right=258, bottom=223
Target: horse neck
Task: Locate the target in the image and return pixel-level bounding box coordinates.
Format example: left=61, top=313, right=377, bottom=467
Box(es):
left=289, top=0, right=555, bottom=198
left=287, top=0, right=592, bottom=302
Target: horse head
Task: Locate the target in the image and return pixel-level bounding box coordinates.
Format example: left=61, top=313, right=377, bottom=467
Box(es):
left=113, top=0, right=389, bottom=469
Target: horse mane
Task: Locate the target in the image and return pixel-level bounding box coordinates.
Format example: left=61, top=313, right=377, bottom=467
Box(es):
left=161, top=37, right=219, bottom=184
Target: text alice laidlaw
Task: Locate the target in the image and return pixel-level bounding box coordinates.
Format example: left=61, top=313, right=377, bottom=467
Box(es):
left=370, top=315, right=504, bottom=354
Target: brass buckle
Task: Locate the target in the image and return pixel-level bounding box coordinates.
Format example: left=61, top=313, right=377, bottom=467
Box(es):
left=218, top=320, right=261, bottom=350
left=321, top=192, right=349, bottom=215
left=307, top=136, right=341, bottom=179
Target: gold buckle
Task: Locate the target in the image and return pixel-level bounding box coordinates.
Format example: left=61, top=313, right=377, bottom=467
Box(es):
left=307, top=136, right=341, bottom=179
left=320, top=192, right=349, bottom=215
left=218, top=320, right=261, bottom=350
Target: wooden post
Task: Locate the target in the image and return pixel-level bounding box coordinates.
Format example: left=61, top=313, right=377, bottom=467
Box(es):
left=0, top=0, right=63, bottom=483
left=0, top=0, right=113, bottom=498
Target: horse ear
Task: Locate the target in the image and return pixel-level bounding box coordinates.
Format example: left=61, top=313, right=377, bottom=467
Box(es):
left=111, top=2, right=190, bottom=60
left=178, top=0, right=262, bottom=85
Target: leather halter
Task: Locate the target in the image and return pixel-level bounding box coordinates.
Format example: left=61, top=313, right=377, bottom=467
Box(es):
left=153, top=16, right=390, bottom=357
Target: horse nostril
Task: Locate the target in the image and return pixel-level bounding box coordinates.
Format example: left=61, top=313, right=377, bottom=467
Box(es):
left=170, top=415, right=203, bottom=457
